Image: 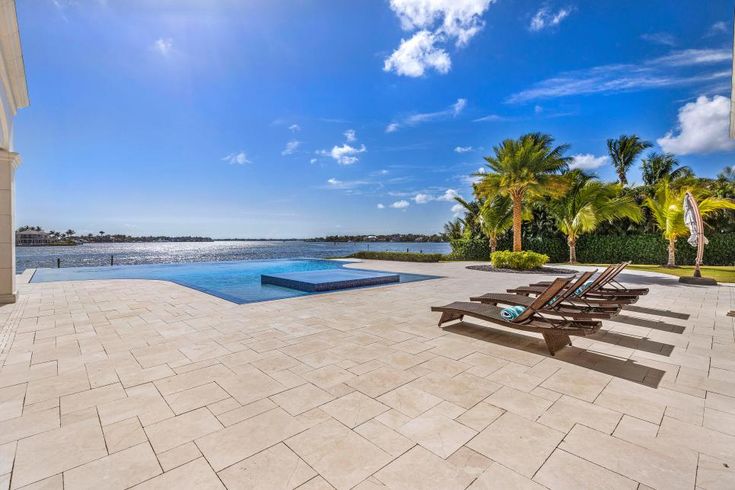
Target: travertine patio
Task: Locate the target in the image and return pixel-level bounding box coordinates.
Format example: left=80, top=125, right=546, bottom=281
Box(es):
left=0, top=260, right=734, bottom=489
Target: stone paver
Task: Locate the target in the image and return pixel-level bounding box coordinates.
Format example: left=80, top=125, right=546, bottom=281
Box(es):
left=0, top=262, right=731, bottom=488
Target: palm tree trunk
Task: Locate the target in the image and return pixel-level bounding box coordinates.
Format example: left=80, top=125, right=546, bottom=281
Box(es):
left=512, top=194, right=522, bottom=252
left=666, top=237, right=676, bottom=267
left=489, top=236, right=497, bottom=255
left=568, top=236, right=577, bottom=264
left=618, top=170, right=627, bottom=186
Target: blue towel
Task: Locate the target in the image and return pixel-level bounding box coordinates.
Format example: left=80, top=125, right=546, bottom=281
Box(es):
left=575, top=281, right=593, bottom=297
left=501, top=305, right=526, bottom=320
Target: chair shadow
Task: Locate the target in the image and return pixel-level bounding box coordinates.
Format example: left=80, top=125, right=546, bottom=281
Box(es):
left=443, top=321, right=666, bottom=388
left=610, top=314, right=686, bottom=334
left=588, top=330, right=674, bottom=357
left=623, top=305, right=690, bottom=320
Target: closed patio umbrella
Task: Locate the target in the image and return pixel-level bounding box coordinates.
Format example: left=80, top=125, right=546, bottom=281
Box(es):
left=683, top=191, right=706, bottom=277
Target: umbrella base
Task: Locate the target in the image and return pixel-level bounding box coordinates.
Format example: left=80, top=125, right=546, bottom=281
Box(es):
left=679, top=276, right=718, bottom=286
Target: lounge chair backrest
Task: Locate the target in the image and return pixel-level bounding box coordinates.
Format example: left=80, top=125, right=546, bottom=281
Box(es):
left=549, top=270, right=596, bottom=305
left=583, top=264, right=619, bottom=293
left=514, top=277, right=570, bottom=323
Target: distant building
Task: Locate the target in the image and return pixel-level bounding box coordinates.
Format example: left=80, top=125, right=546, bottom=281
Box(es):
left=16, top=230, right=49, bottom=246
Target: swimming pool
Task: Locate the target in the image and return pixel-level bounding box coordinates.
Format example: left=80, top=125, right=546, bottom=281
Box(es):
left=30, top=258, right=436, bottom=304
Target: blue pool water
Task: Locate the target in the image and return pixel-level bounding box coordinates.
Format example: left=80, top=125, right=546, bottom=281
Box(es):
left=30, top=258, right=436, bottom=304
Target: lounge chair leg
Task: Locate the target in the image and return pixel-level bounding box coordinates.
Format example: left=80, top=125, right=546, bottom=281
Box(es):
left=437, top=312, right=463, bottom=326
left=542, top=331, right=572, bottom=356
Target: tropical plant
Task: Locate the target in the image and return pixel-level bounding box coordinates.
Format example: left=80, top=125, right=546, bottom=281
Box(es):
left=546, top=170, right=643, bottom=263
left=65, top=229, right=76, bottom=237
left=643, top=178, right=735, bottom=267
left=718, top=165, right=735, bottom=183
left=443, top=218, right=464, bottom=240
left=606, top=134, right=652, bottom=185
left=452, top=196, right=484, bottom=238
left=479, top=195, right=532, bottom=254
left=640, top=152, right=692, bottom=186
left=491, top=250, right=549, bottom=270
left=475, top=133, right=570, bottom=252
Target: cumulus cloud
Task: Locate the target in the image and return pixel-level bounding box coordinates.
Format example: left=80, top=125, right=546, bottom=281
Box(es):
left=309, top=158, right=317, bottom=164
left=377, top=203, right=385, bottom=209
left=569, top=154, right=609, bottom=170
left=390, top=200, right=410, bottom=209
left=657, top=95, right=735, bottom=155
left=529, top=7, right=572, bottom=32
left=152, top=37, right=173, bottom=56
left=281, top=140, right=300, bottom=156
left=451, top=203, right=465, bottom=215
left=222, top=151, right=251, bottom=165
left=454, top=146, right=473, bottom=153
left=413, top=193, right=433, bottom=204
left=384, top=30, right=451, bottom=77
left=343, top=129, right=357, bottom=142
left=289, top=124, right=301, bottom=133
left=385, top=122, right=401, bottom=133
left=437, top=188, right=460, bottom=201
left=318, top=144, right=367, bottom=165
left=384, top=0, right=495, bottom=77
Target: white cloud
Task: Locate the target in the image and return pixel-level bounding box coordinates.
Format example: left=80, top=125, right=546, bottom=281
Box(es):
left=343, top=129, right=357, bottom=142
left=384, top=30, right=451, bottom=77
left=325, top=178, right=369, bottom=190
left=570, top=154, right=609, bottom=170
left=641, top=32, right=676, bottom=46
left=377, top=203, right=385, bottom=209
left=657, top=95, right=735, bottom=155
left=454, top=146, right=473, bottom=153
left=437, top=188, right=460, bottom=201
left=529, top=7, right=572, bottom=32
left=222, top=151, right=251, bottom=165
left=384, top=0, right=494, bottom=77
left=707, top=21, right=728, bottom=36
left=281, top=140, right=300, bottom=156
left=473, top=114, right=504, bottom=122
left=390, top=200, right=410, bottom=209
left=318, top=143, right=367, bottom=165
left=289, top=124, right=301, bottom=133
left=413, top=193, right=433, bottom=204
left=390, top=98, right=467, bottom=131
left=327, top=178, right=341, bottom=185
left=451, top=203, right=465, bottom=215
left=309, top=158, right=318, bottom=164
left=507, top=48, right=730, bottom=103
left=152, top=37, right=173, bottom=56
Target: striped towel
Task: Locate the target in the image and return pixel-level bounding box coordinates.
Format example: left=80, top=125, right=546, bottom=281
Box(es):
left=501, top=305, right=526, bottom=320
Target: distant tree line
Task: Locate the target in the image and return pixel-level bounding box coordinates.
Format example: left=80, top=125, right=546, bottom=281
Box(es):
left=15, top=226, right=213, bottom=244
left=314, top=234, right=447, bottom=243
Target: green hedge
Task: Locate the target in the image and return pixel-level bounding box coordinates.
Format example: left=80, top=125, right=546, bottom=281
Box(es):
left=450, top=233, right=735, bottom=265
left=491, top=251, right=549, bottom=270
left=347, top=251, right=444, bottom=262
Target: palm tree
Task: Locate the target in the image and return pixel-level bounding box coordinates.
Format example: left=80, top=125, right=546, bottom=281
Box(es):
left=476, top=133, right=570, bottom=251
left=65, top=229, right=75, bottom=237
left=640, top=152, right=692, bottom=186
left=99, top=231, right=105, bottom=236
left=644, top=178, right=735, bottom=267
left=717, top=165, right=735, bottom=183
left=547, top=170, right=642, bottom=263
left=452, top=196, right=483, bottom=238
left=606, top=134, right=652, bottom=186
left=479, top=196, right=512, bottom=254
left=443, top=218, right=464, bottom=240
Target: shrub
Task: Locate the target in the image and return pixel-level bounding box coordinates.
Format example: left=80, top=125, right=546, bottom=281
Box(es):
left=447, top=239, right=491, bottom=261
left=347, top=251, right=444, bottom=262
left=491, top=251, right=549, bottom=270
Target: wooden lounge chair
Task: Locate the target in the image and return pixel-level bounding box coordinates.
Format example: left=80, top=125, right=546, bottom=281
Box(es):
left=432, top=278, right=602, bottom=356
left=510, top=266, right=639, bottom=305
left=532, top=262, right=649, bottom=297
left=470, top=270, right=620, bottom=320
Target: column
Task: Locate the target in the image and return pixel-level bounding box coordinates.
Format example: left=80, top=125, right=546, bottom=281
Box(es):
left=0, top=149, right=20, bottom=303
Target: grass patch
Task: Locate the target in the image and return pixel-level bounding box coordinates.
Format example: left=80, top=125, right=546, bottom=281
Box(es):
left=587, top=263, right=735, bottom=283
left=347, top=251, right=444, bottom=262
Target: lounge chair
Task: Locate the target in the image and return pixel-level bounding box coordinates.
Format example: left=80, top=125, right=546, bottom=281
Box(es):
left=510, top=264, right=640, bottom=305
left=432, top=278, right=602, bottom=356
left=470, top=270, right=620, bottom=320
left=532, top=262, right=649, bottom=297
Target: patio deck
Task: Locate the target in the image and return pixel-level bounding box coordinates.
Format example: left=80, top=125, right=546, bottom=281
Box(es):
left=0, top=260, right=733, bottom=489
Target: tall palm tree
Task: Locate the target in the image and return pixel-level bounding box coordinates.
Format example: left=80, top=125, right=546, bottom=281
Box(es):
left=443, top=218, right=464, bottom=240
left=607, top=134, right=652, bottom=186
left=547, top=170, right=642, bottom=263
left=65, top=229, right=75, bottom=237
left=640, top=152, right=692, bottom=186
left=476, top=133, right=570, bottom=251
left=644, top=178, right=735, bottom=267
left=718, top=165, right=735, bottom=183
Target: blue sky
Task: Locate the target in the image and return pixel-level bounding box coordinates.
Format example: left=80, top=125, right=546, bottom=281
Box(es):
left=14, top=0, right=735, bottom=238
